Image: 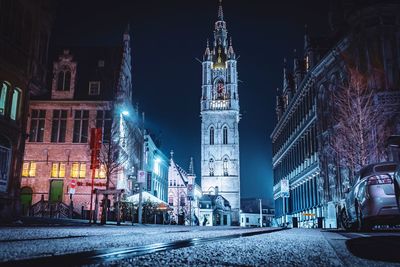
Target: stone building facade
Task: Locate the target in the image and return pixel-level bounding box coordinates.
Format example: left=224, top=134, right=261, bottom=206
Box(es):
left=20, top=28, right=143, bottom=217
left=272, top=0, right=400, bottom=228
left=200, top=0, right=241, bottom=225
left=142, top=133, right=169, bottom=203
left=0, top=0, right=54, bottom=220
left=168, top=154, right=202, bottom=225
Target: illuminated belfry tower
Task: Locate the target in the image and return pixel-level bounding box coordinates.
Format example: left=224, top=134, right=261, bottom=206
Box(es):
left=200, top=0, right=240, bottom=224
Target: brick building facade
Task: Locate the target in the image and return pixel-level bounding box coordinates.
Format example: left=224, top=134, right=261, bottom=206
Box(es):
left=21, top=28, right=143, bottom=218
left=0, top=0, right=54, bottom=220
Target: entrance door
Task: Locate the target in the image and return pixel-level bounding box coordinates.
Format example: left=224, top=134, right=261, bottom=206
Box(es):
left=20, top=187, right=33, bottom=215
left=49, top=180, right=63, bottom=203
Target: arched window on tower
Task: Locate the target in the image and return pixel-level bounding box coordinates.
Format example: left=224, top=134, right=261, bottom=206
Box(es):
left=210, top=127, right=214, bottom=145
left=209, top=158, right=214, bottom=176
left=223, top=126, right=228, bottom=144
left=223, top=158, right=228, bottom=176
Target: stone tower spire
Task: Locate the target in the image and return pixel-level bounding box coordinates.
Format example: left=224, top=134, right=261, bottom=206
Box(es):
left=188, top=157, right=194, bottom=175
left=200, top=1, right=240, bottom=225
left=218, top=0, right=224, bottom=21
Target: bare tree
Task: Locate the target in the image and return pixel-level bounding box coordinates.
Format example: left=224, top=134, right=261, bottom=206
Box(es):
left=331, top=68, right=392, bottom=184
left=97, top=111, right=142, bottom=223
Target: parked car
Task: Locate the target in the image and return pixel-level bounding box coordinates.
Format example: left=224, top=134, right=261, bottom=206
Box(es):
left=340, top=162, right=400, bottom=231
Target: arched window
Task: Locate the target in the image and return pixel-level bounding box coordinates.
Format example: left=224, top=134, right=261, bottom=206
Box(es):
left=64, top=71, right=71, bottom=90
left=223, top=126, right=228, bottom=144
left=10, top=88, right=21, bottom=120
left=57, top=70, right=71, bottom=91
left=57, top=71, right=64, bottom=91
left=209, top=158, right=214, bottom=176
left=210, top=127, right=214, bottom=145
left=223, top=158, right=228, bottom=176
left=0, top=82, right=9, bottom=116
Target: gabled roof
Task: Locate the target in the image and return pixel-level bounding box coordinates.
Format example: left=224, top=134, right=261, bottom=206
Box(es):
left=199, top=194, right=230, bottom=208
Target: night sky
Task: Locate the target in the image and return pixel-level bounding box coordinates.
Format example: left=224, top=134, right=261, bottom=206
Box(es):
left=52, top=0, right=330, bottom=206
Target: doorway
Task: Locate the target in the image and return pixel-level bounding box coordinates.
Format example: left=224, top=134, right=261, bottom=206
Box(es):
left=49, top=180, right=63, bottom=203
left=20, top=187, right=33, bottom=215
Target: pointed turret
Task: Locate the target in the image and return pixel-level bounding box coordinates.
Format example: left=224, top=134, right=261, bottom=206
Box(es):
left=304, top=25, right=311, bottom=51
left=188, top=157, right=194, bottom=175
left=218, top=0, right=224, bottom=21
left=227, top=37, right=235, bottom=59
left=203, top=39, right=211, bottom=61
left=214, top=0, right=227, bottom=48
left=276, top=87, right=284, bottom=121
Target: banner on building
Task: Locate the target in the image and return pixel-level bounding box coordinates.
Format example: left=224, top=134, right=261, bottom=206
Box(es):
left=137, top=170, right=146, bottom=183
left=281, top=179, right=289, bottom=198
left=187, top=184, right=194, bottom=199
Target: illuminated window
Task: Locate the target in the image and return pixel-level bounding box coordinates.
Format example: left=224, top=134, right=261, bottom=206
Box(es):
left=0, top=82, right=8, bottom=116
left=95, top=164, right=106, bottom=179
left=57, top=70, right=71, bottom=91
left=153, top=159, right=160, bottom=176
left=10, top=88, right=21, bottom=120
left=71, top=162, right=86, bottom=178
left=22, top=162, right=35, bottom=177
left=210, top=127, right=214, bottom=145
left=51, top=162, right=65, bottom=178
left=305, top=56, right=310, bottom=71
left=223, top=126, right=228, bottom=145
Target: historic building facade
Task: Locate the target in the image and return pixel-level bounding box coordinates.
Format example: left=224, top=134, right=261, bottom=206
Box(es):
left=20, top=28, right=143, bottom=217
left=168, top=154, right=202, bottom=225
left=0, top=0, right=55, bottom=220
left=142, top=133, right=169, bottom=203
left=272, top=0, right=400, bottom=228
left=200, top=1, right=241, bottom=225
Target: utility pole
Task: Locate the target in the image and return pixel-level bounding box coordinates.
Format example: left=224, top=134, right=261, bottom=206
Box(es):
left=138, top=112, right=145, bottom=224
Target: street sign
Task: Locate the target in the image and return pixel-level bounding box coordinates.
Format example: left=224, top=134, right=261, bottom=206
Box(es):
left=281, top=179, right=289, bottom=198
left=69, top=179, right=76, bottom=195
left=188, top=184, right=194, bottom=197
left=137, top=170, right=146, bottom=183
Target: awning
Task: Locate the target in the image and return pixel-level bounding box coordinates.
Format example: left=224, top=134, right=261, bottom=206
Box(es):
left=126, top=191, right=168, bottom=205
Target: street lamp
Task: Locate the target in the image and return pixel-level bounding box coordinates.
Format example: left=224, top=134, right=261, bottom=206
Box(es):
left=121, top=110, right=129, bottom=116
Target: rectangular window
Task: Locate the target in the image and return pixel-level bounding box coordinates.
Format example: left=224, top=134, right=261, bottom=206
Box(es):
left=71, top=162, right=86, bottom=178
left=73, top=110, right=89, bottom=143
left=180, top=196, right=185, bottom=206
left=96, top=110, right=112, bottom=143
left=51, top=110, right=67, bottom=143
left=22, top=162, right=37, bottom=177
left=168, top=197, right=173, bottom=206
left=10, top=88, right=21, bottom=120
left=147, top=172, right=152, bottom=192
left=0, top=82, right=8, bottom=116
left=51, top=162, right=65, bottom=178
left=88, top=81, right=101, bottom=95
left=95, top=164, right=106, bottom=179
left=29, top=109, right=46, bottom=142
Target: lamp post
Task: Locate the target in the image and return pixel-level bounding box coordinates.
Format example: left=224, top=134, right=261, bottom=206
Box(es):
left=259, top=198, right=262, bottom=228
